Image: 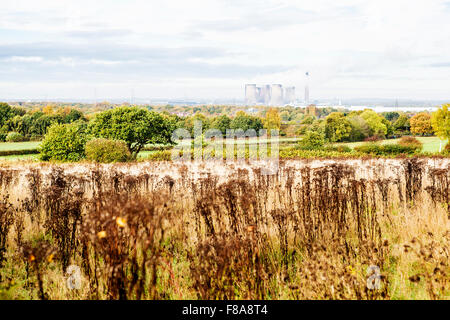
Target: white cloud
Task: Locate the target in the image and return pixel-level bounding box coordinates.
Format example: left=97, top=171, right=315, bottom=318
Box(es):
left=3, top=56, right=43, bottom=62
left=0, top=0, right=449, bottom=100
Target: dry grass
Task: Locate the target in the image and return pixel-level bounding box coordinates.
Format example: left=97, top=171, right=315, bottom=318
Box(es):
left=0, top=158, right=448, bottom=300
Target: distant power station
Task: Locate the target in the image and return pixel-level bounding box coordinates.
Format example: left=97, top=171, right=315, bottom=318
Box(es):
left=245, top=84, right=296, bottom=106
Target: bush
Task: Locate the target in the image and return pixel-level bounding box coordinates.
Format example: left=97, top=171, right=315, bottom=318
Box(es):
left=354, top=143, right=382, bottom=155
left=442, top=143, right=450, bottom=155
left=0, top=130, right=7, bottom=142
left=0, top=149, right=38, bottom=156
left=146, top=150, right=172, bottom=161
left=6, top=132, right=25, bottom=142
left=398, top=136, right=423, bottom=150
left=85, top=138, right=131, bottom=163
left=355, top=143, right=419, bottom=155
left=364, top=135, right=382, bottom=142
left=323, top=145, right=352, bottom=153
left=280, top=147, right=361, bottom=159
left=39, top=122, right=87, bottom=162
left=382, top=144, right=420, bottom=154
left=297, top=131, right=325, bottom=150
left=29, top=134, right=43, bottom=141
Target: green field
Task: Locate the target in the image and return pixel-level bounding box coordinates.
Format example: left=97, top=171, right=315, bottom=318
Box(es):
left=334, top=136, right=448, bottom=153
left=0, top=154, right=39, bottom=161
left=0, top=136, right=447, bottom=162
left=0, top=141, right=40, bottom=151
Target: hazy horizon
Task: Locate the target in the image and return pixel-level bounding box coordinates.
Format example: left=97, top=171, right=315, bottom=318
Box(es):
left=1, top=0, right=450, bottom=101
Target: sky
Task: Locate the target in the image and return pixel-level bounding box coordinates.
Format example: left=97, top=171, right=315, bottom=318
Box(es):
left=0, top=0, right=449, bottom=101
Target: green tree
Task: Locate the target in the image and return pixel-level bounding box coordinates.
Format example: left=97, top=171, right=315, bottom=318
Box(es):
left=410, top=112, right=433, bottom=136
left=65, top=109, right=85, bottom=123
left=324, top=112, right=352, bottom=142
left=348, top=115, right=370, bottom=142
left=0, top=103, right=12, bottom=127
left=88, top=106, right=172, bottom=158
left=230, top=111, right=263, bottom=132
left=360, top=109, right=387, bottom=137
left=393, top=114, right=410, bottom=132
left=5, top=115, right=25, bottom=135
left=39, top=122, right=87, bottom=161
left=179, top=113, right=210, bottom=135
left=301, top=115, right=315, bottom=125
left=210, top=115, right=231, bottom=136
left=381, top=117, right=394, bottom=136
left=298, top=130, right=325, bottom=150
left=431, top=104, right=450, bottom=140
left=10, top=106, right=26, bottom=117
left=382, top=111, right=400, bottom=122
left=280, top=111, right=290, bottom=122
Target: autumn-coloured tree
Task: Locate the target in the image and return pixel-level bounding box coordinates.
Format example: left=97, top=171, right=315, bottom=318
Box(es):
left=431, top=104, right=450, bottom=140
left=431, top=104, right=450, bottom=152
left=42, top=105, right=54, bottom=115
left=263, top=108, right=281, bottom=131
left=305, top=105, right=317, bottom=117
left=410, top=112, right=433, bottom=136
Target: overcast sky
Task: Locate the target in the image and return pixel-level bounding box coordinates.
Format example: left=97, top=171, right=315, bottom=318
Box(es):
left=1, top=0, right=449, bottom=101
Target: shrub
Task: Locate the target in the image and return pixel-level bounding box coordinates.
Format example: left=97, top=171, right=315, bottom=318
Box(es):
left=39, top=122, right=87, bottom=161
left=442, top=143, right=450, bottom=155
left=323, top=145, right=352, bottom=153
left=6, top=132, right=25, bottom=142
left=0, top=149, right=38, bottom=156
left=355, top=143, right=419, bottom=155
left=29, top=134, right=43, bottom=141
left=85, top=138, right=131, bottom=163
left=398, top=136, right=423, bottom=150
left=0, top=130, right=7, bottom=142
left=364, top=135, right=382, bottom=142
left=280, top=147, right=361, bottom=159
left=297, top=130, right=325, bottom=150
left=146, top=150, right=172, bottom=161
left=354, top=143, right=382, bottom=155
left=382, top=144, right=419, bottom=154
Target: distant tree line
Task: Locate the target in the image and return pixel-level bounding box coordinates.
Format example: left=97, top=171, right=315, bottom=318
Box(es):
left=0, top=102, right=85, bottom=142
left=0, top=101, right=448, bottom=161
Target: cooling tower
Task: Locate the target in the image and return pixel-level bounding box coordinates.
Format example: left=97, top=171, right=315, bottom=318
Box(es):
left=245, top=84, right=257, bottom=105
left=256, top=87, right=262, bottom=103
left=270, top=84, right=283, bottom=106
left=284, top=86, right=295, bottom=105
left=261, top=85, right=271, bottom=104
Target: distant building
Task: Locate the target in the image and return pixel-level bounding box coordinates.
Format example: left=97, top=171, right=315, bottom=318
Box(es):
left=245, top=84, right=257, bottom=105
left=245, top=83, right=294, bottom=106
left=304, top=72, right=310, bottom=104
left=258, top=85, right=271, bottom=104
left=284, top=86, right=295, bottom=105
left=305, top=104, right=317, bottom=117
left=270, top=84, right=283, bottom=106
left=256, top=87, right=261, bottom=102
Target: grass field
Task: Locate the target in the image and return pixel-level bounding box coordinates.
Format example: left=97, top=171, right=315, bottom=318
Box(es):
left=335, top=136, right=448, bottom=153
left=0, top=136, right=447, bottom=162
left=0, top=160, right=448, bottom=300
left=0, top=141, right=40, bottom=151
